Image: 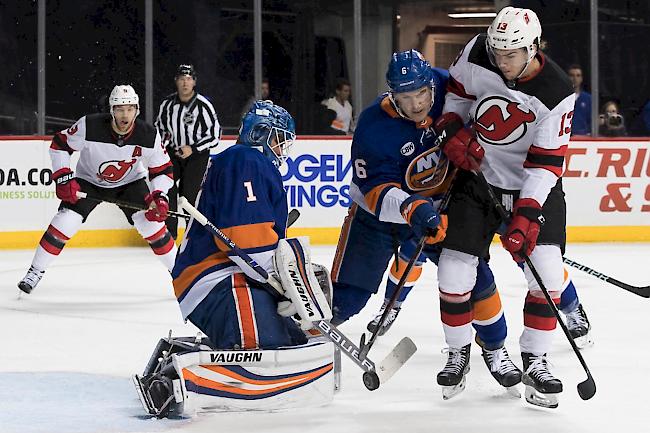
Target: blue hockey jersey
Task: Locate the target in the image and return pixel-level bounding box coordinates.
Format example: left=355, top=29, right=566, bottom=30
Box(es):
left=172, top=144, right=288, bottom=319
left=349, top=68, right=454, bottom=223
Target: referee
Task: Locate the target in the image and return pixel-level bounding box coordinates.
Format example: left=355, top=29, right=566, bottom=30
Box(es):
left=155, top=64, right=220, bottom=238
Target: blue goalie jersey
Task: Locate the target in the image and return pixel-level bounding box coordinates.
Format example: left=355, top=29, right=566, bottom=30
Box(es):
left=348, top=68, right=454, bottom=224
left=172, top=144, right=288, bottom=319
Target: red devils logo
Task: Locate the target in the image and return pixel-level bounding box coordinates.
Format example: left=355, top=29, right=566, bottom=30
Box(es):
left=474, top=96, right=536, bottom=145
left=67, top=125, right=79, bottom=135
left=97, top=159, right=137, bottom=183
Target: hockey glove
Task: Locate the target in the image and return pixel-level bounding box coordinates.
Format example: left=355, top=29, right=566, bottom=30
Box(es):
left=500, top=198, right=544, bottom=262
left=53, top=168, right=81, bottom=204
left=434, top=113, right=484, bottom=172
left=144, top=190, right=170, bottom=222
left=401, top=195, right=447, bottom=245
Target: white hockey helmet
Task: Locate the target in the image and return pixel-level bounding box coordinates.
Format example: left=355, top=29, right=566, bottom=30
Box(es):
left=486, top=7, right=541, bottom=64
left=109, top=84, right=140, bottom=117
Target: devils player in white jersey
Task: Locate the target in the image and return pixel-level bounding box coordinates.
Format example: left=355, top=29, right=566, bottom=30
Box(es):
left=434, top=7, right=575, bottom=408
left=18, top=85, right=177, bottom=294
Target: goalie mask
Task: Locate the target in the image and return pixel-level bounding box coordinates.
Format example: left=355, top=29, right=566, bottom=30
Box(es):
left=239, top=100, right=296, bottom=168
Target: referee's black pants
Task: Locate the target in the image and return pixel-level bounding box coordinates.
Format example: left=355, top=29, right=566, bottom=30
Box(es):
left=166, top=149, right=210, bottom=239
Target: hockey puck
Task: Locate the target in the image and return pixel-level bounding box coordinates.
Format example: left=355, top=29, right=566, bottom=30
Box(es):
left=362, top=371, right=380, bottom=391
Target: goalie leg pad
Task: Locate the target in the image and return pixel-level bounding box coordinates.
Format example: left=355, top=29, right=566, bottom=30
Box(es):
left=171, top=340, right=336, bottom=413
left=274, top=237, right=333, bottom=323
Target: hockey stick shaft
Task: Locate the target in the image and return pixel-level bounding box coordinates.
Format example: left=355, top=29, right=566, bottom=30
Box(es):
left=177, top=197, right=397, bottom=376
left=476, top=172, right=596, bottom=400
left=562, top=257, right=650, bottom=298
left=359, top=172, right=458, bottom=359
left=359, top=236, right=426, bottom=360
left=76, top=191, right=190, bottom=220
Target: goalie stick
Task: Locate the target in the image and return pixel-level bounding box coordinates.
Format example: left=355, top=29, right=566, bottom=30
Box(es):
left=476, top=171, right=596, bottom=401
left=562, top=257, right=650, bottom=298
left=178, top=196, right=416, bottom=390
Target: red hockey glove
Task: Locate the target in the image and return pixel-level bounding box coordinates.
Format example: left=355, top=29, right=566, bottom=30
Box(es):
left=144, top=190, right=170, bottom=222
left=401, top=195, right=447, bottom=245
left=434, top=113, right=484, bottom=171
left=500, top=198, right=544, bottom=262
left=443, top=128, right=484, bottom=172
left=53, top=168, right=81, bottom=204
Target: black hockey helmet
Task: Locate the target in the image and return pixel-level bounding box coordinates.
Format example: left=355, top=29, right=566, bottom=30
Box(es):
left=175, top=64, right=196, bottom=80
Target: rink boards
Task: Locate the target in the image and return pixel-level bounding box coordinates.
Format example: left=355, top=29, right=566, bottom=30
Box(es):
left=0, top=136, right=649, bottom=248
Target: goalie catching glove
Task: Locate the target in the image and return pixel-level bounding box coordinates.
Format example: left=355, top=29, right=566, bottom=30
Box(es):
left=272, top=237, right=333, bottom=329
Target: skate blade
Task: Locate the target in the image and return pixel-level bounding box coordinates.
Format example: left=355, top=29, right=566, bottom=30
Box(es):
left=574, top=333, right=594, bottom=349
left=524, top=385, right=559, bottom=409
left=374, top=337, right=417, bottom=384
left=132, top=374, right=157, bottom=416
left=506, top=385, right=521, bottom=398
left=441, top=376, right=467, bottom=400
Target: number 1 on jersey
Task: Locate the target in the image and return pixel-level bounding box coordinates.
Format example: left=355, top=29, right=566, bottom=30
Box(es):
left=243, top=181, right=257, bottom=202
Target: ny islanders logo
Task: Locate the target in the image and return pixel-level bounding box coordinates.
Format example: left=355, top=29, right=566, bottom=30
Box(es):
left=97, top=159, right=137, bottom=183
left=474, top=96, right=536, bottom=145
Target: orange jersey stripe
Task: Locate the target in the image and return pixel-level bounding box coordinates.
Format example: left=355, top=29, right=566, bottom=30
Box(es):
left=331, top=204, right=357, bottom=282
left=233, top=274, right=258, bottom=349
left=364, top=182, right=400, bottom=214
left=214, top=222, right=278, bottom=251
left=173, top=252, right=230, bottom=298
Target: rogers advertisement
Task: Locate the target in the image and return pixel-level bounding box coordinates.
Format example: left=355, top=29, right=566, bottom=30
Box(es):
left=1, top=137, right=648, bottom=245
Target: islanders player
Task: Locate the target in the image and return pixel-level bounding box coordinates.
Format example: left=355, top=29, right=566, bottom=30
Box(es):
left=330, top=50, right=521, bottom=398
left=133, top=101, right=335, bottom=417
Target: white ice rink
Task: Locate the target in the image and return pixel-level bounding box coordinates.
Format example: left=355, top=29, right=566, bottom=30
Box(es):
left=1, top=243, right=649, bottom=433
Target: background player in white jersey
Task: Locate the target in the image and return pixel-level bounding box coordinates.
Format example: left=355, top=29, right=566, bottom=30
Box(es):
left=18, top=85, right=177, bottom=294
left=133, top=101, right=335, bottom=417
left=434, top=7, right=578, bottom=408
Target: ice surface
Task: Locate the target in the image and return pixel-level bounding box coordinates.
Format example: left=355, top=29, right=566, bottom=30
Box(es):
left=1, top=243, right=649, bottom=433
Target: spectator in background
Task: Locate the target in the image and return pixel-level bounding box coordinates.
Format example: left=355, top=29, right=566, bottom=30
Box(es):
left=156, top=64, right=221, bottom=239
left=567, top=64, right=591, bottom=135
left=241, top=78, right=271, bottom=121
left=599, top=100, right=627, bottom=137
left=321, top=78, right=354, bottom=135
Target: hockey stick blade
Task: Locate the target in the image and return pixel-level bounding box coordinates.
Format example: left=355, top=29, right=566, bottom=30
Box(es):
left=287, top=209, right=301, bottom=228
left=563, top=257, right=650, bottom=298
left=578, top=374, right=597, bottom=400
left=374, top=337, right=417, bottom=385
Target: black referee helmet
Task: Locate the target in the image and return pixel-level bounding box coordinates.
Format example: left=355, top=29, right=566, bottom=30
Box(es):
left=175, top=64, right=196, bottom=79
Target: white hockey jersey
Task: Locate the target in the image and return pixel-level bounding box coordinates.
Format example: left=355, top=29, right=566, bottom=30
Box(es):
left=49, top=114, right=173, bottom=193
left=444, top=34, right=575, bottom=206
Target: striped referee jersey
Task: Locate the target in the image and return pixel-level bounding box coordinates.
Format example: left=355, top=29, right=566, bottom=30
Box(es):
left=155, top=91, right=221, bottom=153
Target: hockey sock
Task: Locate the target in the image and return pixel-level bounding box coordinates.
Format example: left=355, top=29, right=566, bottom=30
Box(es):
left=520, top=292, right=560, bottom=354
left=133, top=211, right=177, bottom=271
left=385, top=256, right=422, bottom=303
left=31, top=209, right=83, bottom=271
left=440, top=290, right=473, bottom=348
left=558, top=267, right=579, bottom=313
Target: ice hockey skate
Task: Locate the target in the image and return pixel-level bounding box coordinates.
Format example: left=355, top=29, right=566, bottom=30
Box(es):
left=367, top=300, right=402, bottom=336
left=17, top=266, right=45, bottom=294
left=565, top=304, right=593, bottom=348
left=521, top=352, right=562, bottom=409
left=480, top=345, right=522, bottom=398
left=437, top=344, right=471, bottom=400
